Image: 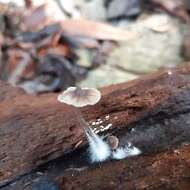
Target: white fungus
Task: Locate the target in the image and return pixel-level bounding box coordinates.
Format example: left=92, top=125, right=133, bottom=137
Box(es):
left=112, top=145, right=141, bottom=160
left=58, top=86, right=101, bottom=107
left=85, top=126, right=111, bottom=162
left=104, top=124, right=112, bottom=130
left=105, top=115, right=110, bottom=120
left=86, top=126, right=141, bottom=162
left=85, top=125, right=141, bottom=162
left=57, top=86, right=141, bottom=163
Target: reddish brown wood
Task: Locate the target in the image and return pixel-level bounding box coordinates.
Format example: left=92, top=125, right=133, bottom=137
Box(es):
left=0, top=63, right=190, bottom=186
left=0, top=81, right=25, bottom=102
left=61, top=145, right=190, bottom=190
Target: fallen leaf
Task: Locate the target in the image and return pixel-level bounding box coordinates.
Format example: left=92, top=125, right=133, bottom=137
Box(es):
left=152, top=0, right=189, bottom=22
left=60, top=19, right=136, bottom=41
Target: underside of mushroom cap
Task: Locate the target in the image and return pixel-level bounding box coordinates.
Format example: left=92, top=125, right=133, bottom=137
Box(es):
left=58, top=86, right=101, bottom=107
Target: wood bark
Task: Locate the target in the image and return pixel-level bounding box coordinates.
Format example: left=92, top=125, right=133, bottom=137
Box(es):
left=0, top=81, right=25, bottom=102
left=0, top=63, right=190, bottom=188
left=60, top=145, right=190, bottom=190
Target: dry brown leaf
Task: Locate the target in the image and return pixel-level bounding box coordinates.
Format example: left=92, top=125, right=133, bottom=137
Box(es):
left=23, top=4, right=52, bottom=31
left=48, top=46, right=71, bottom=57
left=51, top=32, right=62, bottom=47
left=7, top=50, right=34, bottom=84
left=60, top=19, right=136, bottom=41
left=38, top=45, right=70, bottom=57
left=152, top=0, right=189, bottom=22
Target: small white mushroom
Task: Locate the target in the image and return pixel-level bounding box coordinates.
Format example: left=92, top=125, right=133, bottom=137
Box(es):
left=106, top=135, right=119, bottom=150
left=58, top=86, right=101, bottom=107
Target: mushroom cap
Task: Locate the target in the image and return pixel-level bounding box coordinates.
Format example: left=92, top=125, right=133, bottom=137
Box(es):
left=58, top=86, right=101, bottom=107
left=106, top=135, right=119, bottom=150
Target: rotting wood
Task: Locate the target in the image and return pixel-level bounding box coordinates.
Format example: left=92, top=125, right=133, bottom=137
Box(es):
left=0, top=63, right=190, bottom=187
left=60, top=145, right=190, bottom=190
left=0, top=81, right=25, bottom=102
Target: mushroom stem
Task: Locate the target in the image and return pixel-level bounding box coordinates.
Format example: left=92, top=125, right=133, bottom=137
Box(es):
left=73, top=107, right=90, bottom=133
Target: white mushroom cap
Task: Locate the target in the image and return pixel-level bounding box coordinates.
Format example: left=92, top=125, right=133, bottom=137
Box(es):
left=106, top=135, right=119, bottom=150
left=58, top=86, right=101, bottom=107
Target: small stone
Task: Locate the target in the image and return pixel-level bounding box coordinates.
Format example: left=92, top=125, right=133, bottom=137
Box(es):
left=106, top=14, right=184, bottom=74
left=78, top=64, right=137, bottom=88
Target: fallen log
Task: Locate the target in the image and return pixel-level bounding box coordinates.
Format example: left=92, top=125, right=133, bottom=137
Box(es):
left=1, top=63, right=190, bottom=187
left=0, top=81, right=25, bottom=102
left=60, top=144, right=190, bottom=190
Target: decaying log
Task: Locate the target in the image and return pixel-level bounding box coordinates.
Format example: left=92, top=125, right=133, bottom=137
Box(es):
left=0, top=93, right=84, bottom=186
left=1, top=63, right=190, bottom=187
left=60, top=144, right=190, bottom=190
left=0, top=81, right=25, bottom=102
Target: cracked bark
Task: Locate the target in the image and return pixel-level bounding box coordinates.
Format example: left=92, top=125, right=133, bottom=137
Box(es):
left=0, top=63, right=190, bottom=189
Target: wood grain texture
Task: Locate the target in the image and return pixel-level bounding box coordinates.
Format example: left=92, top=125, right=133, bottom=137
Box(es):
left=1, top=63, right=190, bottom=187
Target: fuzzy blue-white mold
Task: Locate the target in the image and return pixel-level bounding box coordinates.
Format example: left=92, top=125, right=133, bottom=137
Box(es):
left=85, top=126, right=111, bottom=163
left=112, top=145, right=141, bottom=160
